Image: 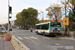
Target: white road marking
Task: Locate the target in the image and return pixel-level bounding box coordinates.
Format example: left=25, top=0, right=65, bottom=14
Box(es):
left=55, top=43, right=60, bottom=46
left=17, top=37, right=23, bottom=40
left=44, top=45, right=58, bottom=50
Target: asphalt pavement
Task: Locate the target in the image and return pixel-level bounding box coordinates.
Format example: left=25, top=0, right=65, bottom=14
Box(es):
left=11, top=28, right=75, bottom=50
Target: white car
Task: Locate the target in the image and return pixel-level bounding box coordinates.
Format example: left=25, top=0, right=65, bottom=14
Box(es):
left=0, top=27, right=7, bottom=33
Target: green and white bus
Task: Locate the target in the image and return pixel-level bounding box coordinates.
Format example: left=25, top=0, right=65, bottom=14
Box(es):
left=35, top=22, right=62, bottom=36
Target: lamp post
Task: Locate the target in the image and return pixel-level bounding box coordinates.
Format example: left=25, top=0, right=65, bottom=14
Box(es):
left=65, top=0, right=67, bottom=35
left=8, top=0, right=10, bottom=34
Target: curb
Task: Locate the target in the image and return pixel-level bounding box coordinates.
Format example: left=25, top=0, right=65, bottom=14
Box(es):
left=11, top=35, right=30, bottom=50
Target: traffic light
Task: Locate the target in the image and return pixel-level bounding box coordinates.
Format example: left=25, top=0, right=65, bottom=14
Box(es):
left=9, top=6, right=12, bottom=14
left=9, top=16, right=11, bottom=18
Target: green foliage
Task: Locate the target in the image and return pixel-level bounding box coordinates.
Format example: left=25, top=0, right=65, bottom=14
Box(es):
left=72, top=23, right=75, bottom=29
left=15, top=12, right=24, bottom=26
left=21, top=7, right=38, bottom=26
left=0, top=25, right=2, bottom=27
left=4, top=23, right=8, bottom=27
left=15, top=7, right=39, bottom=26
left=68, top=10, right=75, bottom=22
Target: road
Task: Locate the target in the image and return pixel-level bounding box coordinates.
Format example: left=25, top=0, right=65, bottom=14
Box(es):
left=11, top=28, right=75, bottom=50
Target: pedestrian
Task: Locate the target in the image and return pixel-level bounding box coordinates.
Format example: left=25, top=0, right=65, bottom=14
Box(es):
left=30, top=28, right=33, bottom=32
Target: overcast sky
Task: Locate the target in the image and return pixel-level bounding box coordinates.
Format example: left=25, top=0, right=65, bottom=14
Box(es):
left=0, top=0, right=62, bottom=24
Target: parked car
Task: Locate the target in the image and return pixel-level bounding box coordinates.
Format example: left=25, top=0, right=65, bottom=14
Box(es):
left=0, top=27, right=7, bottom=33
left=5, top=27, right=12, bottom=31
left=9, top=27, right=12, bottom=31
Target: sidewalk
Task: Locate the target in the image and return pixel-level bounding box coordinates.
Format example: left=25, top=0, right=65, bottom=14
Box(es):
left=0, top=37, right=15, bottom=50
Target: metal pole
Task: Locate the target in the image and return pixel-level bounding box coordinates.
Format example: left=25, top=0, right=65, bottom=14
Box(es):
left=42, top=11, right=43, bottom=20
left=65, top=0, right=67, bottom=35
left=8, top=0, right=9, bottom=34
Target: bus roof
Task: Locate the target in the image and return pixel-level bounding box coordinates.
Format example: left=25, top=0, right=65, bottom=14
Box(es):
left=36, top=22, right=50, bottom=25
left=36, top=22, right=62, bottom=26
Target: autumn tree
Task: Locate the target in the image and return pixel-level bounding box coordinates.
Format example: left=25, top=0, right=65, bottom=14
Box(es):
left=46, top=4, right=62, bottom=20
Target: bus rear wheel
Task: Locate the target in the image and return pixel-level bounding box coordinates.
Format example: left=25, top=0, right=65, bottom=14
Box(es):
left=37, top=33, right=39, bottom=34
left=43, top=32, right=46, bottom=36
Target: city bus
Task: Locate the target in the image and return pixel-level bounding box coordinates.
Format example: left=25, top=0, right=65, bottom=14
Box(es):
left=35, top=22, right=62, bottom=36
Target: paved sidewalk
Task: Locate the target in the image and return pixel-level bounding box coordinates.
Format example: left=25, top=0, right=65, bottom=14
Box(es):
left=0, top=37, right=15, bottom=50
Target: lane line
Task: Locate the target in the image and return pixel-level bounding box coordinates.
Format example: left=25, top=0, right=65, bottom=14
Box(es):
left=29, top=39, right=39, bottom=45
left=0, top=34, right=2, bottom=36
left=24, top=37, right=30, bottom=39
left=43, top=37, right=51, bottom=39
left=11, top=40, right=16, bottom=50
left=53, top=37, right=62, bottom=39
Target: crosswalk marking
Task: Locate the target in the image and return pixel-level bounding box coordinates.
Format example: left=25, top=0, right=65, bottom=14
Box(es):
left=24, top=37, right=30, bottom=39
left=18, top=37, right=23, bottom=40
left=30, top=37, right=37, bottom=39
left=24, top=36, right=71, bottom=40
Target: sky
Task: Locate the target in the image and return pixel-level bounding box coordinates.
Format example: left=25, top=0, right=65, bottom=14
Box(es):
left=0, top=0, right=63, bottom=24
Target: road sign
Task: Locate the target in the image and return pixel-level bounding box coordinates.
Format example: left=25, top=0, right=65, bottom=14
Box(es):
left=63, top=18, right=69, bottom=25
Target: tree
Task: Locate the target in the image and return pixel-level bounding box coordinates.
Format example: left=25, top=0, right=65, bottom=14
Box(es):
left=46, top=4, right=62, bottom=20
left=61, top=0, right=75, bottom=30
left=72, top=23, right=75, bottom=30
left=4, top=23, right=8, bottom=27
left=0, top=24, right=2, bottom=27
left=15, top=12, right=24, bottom=26
left=21, top=7, right=38, bottom=27
left=61, top=0, right=75, bottom=18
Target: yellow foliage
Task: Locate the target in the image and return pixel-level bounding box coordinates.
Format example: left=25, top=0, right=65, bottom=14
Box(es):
left=39, top=20, right=63, bottom=23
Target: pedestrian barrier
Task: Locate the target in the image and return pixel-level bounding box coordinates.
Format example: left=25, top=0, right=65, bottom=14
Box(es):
left=11, top=35, right=30, bottom=50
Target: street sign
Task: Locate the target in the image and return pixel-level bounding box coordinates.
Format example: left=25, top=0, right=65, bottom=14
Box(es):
left=63, top=18, right=69, bottom=25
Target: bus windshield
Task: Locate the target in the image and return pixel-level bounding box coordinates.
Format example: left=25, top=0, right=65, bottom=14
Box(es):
left=50, top=22, right=61, bottom=27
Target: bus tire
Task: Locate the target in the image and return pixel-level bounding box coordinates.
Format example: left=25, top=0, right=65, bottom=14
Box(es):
left=37, top=33, right=39, bottom=34
left=43, top=32, right=46, bottom=36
